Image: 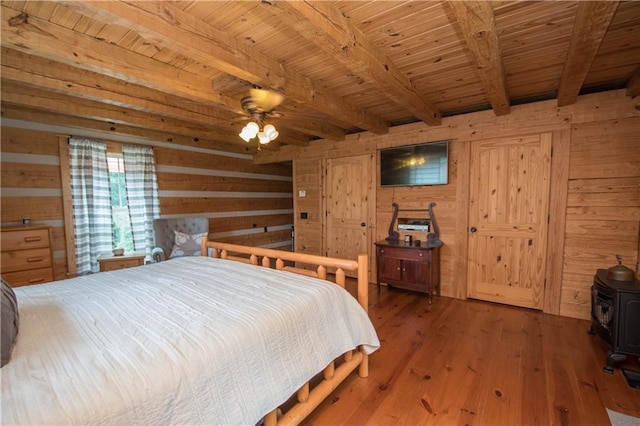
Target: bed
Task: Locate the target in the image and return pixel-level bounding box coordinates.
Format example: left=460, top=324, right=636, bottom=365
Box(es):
left=1, top=240, right=379, bottom=425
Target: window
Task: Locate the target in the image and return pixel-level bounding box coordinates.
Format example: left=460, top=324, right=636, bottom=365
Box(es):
left=107, top=155, right=134, bottom=252
left=62, top=137, right=160, bottom=275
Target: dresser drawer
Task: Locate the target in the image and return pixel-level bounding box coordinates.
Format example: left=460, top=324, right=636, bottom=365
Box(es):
left=1, top=228, right=50, bottom=251
left=99, top=257, right=144, bottom=272
left=377, top=245, right=427, bottom=261
left=1, top=248, right=53, bottom=273
left=2, top=267, right=54, bottom=287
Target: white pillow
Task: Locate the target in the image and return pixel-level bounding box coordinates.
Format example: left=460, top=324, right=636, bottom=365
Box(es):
left=169, top=230, right=207, bottom=258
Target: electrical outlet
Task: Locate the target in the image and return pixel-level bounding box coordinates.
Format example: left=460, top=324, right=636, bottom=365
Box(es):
left=298, top=190, right=306, bottom=198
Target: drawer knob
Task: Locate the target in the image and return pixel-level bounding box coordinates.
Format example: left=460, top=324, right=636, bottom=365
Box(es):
left=28, top=278, right=45, bottom=283
left=24, top=236, right=42, bottom=242
left=380, top=249, right=384, bottom=254
left=27, top=256, right=44, bottom=263
left=419, top=253, right=423, bottom=257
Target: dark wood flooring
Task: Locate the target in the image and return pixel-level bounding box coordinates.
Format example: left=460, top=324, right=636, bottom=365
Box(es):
left=301, top=284, right=640, bottom=426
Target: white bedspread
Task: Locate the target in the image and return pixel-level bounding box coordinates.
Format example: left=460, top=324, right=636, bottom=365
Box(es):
left=1, top=256, right=379, bottom=425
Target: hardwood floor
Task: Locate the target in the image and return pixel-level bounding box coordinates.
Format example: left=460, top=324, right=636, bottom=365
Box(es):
left=302, top=284, right=640, bottom=425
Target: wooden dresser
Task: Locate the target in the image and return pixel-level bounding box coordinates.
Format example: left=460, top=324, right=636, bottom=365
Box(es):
left=1, top=225, right=54, bottom=287
left=375, top=240, right=441, bottom=304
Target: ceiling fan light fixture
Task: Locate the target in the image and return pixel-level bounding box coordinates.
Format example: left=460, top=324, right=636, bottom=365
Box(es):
left=239, top=121, right=260, bottom=142
left=239, top=89, right=283, bottom=147
left=239, top=117, right=279, bottom=147
left=258, top=131, right=271, bottom=145
left=246, top=121, right=259, bottom=135
left=239, top=128, right=254, bottom=142
left=263, top=124, right=278, bottom=141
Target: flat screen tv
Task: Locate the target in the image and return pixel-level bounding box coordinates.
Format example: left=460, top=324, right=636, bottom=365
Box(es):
left=379, top=141, right=448, bottom=187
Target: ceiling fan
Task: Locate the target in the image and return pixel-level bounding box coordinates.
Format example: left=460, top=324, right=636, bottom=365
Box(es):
left=238, top=88, right=284, bottom=146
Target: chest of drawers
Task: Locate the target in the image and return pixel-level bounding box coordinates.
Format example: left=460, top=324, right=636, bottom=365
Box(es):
left=1, top=225, right=54, bottom=287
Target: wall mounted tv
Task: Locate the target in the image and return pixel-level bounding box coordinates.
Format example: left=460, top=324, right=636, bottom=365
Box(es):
left=379, top=141, right=449, bottom=187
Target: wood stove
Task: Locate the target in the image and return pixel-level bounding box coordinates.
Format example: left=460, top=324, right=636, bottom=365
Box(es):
left=589, top=269, right=640, bottom=373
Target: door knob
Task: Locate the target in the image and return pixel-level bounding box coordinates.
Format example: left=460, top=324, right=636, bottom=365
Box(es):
left=469, top=226, right=477, bottom=233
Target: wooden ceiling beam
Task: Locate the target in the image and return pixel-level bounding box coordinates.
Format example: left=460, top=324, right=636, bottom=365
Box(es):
left=277, top=111, right=345, bottom=141
left=2, top=82, right=309, bottom=149
left=57, top=1, right=388, bottom=136
left=263, top=127, right=310, bottom=147
left=278, top=118, right=345, bottom=141
left=0, top=106, right=257, bottom=155
left=1, top=5, right=314, bottom=145
left=447, top=1, right=510, bottom=116
left=625, top=65, right=640, bottom=99
left=1, top=50, right=238, bottom=126
left=1, top=83, right=243, bottom=142
left=557, top=1, right=619, bottom=107
left=263, top=1, right=441, bottom=126
left=0, top=5, right=241, bottom=113
left=2, top=50, right=315, bottom=145
left=1, top=95, right=291, bottom=153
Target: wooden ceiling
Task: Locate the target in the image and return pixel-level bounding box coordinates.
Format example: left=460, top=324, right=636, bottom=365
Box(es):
left=2, top=1, right=639, bottom=154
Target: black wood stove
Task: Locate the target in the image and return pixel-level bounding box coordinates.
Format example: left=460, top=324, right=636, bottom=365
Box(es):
left=589, top=269, right=640, bottom=374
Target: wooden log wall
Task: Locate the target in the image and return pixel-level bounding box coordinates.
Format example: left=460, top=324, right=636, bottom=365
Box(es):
left=0, top=121, right=293, bottom=280
left=258, top=89, right=639, bottom=320
left=1, top=126, right=67, bottom=279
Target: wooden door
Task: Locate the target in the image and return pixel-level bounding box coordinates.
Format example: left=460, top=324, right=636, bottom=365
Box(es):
left=325, top=154, right=372, bottom=270
left=467, top=133, right=552, bottom=309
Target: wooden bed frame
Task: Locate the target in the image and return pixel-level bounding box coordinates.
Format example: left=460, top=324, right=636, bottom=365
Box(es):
left=201, top=240, right=370, bottom=426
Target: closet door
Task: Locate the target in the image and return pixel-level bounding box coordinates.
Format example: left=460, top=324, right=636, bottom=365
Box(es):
left=467, top=133, right=552, bottom=309
left=325, top=154, right=372, bottom=274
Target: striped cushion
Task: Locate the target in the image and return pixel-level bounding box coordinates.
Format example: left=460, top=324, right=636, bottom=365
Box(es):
left=1, top=279, right=19, bottom=367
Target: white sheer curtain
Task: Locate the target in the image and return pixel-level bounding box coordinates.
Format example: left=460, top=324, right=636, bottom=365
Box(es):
left=122, top=144, right=160, bottom=260
left=69, top=137, right=113, bottom=275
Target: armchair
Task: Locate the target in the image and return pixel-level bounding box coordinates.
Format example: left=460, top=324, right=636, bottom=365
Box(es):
left=151, top=217, right=209, bottom=262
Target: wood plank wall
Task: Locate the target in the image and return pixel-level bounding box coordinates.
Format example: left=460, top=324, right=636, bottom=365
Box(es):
left=258, top=89, right=639, bottom=320
left=561, top=117, right=640, bottom=318
left=1, top=121, right=293, bottom=280
left=292, top=158, right=324, bottom=256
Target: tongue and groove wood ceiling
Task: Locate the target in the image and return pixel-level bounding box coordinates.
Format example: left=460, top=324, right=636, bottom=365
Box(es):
left=2, top=1, right=639, bottom=153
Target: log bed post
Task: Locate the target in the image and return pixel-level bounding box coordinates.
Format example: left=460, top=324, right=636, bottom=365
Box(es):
left=357, top=254, right=368, bottom=313
left=357, top=254, right=369, bottom=378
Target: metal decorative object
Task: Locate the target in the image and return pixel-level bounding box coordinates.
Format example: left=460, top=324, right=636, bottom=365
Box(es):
left=426, top=202, right=443, bottom=248
left=386, top=201, right=442, bottom=248
left=607, top=255, right=635, bottom=282
left=386, top=202, right=400, bottom=241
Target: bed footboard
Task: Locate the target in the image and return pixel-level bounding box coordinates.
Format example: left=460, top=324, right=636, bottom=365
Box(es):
left=201, top=240, right=370, bottom=425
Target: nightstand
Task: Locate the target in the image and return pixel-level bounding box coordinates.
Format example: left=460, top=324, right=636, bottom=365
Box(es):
left=98, top=251, right=146, bottom=272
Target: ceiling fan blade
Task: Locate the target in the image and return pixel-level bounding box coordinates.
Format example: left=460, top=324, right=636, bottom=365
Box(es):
left=265, top=111, right=284, bottom=119
left=231, top=114, right=250, bottom=123
left=249, top=88, right=284, bottom=112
